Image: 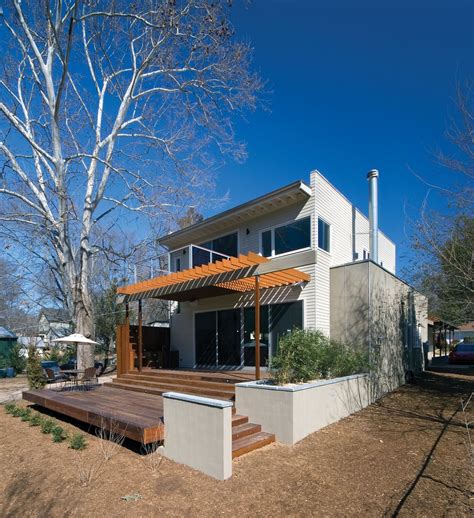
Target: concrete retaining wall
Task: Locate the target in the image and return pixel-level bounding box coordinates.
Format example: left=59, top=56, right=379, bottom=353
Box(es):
left=162, top=393, right=233, bottom=480
left=235, top=374, right=370, bottom=445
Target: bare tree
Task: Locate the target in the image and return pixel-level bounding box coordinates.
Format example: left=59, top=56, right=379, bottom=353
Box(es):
left=0, top=1, right=262, bottom=368
left=409, top=80, right=473, bottom=324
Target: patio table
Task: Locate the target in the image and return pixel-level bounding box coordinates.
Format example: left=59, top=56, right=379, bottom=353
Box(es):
left=62, top=369, right=84, bottom=387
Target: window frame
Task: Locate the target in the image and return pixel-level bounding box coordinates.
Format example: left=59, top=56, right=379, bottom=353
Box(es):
left=317, top=216, right=331, bottom=253
left=259, top=216, right=312, bottom=258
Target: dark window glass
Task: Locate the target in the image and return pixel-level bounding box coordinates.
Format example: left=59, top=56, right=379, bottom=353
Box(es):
left=217, top=309, right=241, bottom=366
left=195, top=312, right=217, bottom=365
left=318, top=218, right=330, bottom=252
left=270, top=301, right=303, bottom=354
left=212, top=233, right=238, bottom=257
left=192, top=247, right=211, bottom=267
left=197, top=233, right=238, bottom=264
left=261, top=230, right=272, bottom=257
left=243, top=306, right=269, bottom=367
left=274, top=217, right=311, bottom=255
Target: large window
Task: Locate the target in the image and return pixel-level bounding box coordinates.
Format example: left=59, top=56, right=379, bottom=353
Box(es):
left=318, top=217, right=330, bottom=252
left=260, top=217, right=311, bottom=257
left=193, top=231, right=238, bottom=267
left=199, top=232, right=238, bottom=257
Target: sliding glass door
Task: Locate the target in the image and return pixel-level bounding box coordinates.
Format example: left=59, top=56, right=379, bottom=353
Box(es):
left=195, top=301, right=303, bottom=369
left=195, top=309, right=241, bottom=367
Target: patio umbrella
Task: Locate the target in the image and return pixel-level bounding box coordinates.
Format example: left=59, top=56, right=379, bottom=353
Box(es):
left=51, top=333, right=99, bottom=371
left=51, top=333, right=99, bottom=346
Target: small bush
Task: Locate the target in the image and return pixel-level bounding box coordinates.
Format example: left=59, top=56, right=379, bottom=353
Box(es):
left=40, top=418, right=56, bottom=434
left=26, top=345, right=46, bottom=389
left=11, top=406, right=24, bottom=417
left=20, top=408, right=32, bottom=421
left=51, top=425, right=67, bottom=443
left=69, top=432, right=87, bottom=450
left=29, top=413, right=43, bottom=427
left=9, top=343, right=27, bottom=374
left=4, top=402, right=16, bottom=414
left=269, top=328, right=369, bottom=385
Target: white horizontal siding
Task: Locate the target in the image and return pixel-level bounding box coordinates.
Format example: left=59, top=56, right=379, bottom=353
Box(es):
left=313, top=171, right=396, bottom=274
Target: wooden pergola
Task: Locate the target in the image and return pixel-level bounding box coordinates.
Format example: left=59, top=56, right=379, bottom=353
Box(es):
left=117, top=251, right=311, bottom=379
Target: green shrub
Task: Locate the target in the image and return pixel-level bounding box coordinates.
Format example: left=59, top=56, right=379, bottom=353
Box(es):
left=9, top=343, right=27, bottom=374
left=20, top=408, right=32, bottom=421
left=29, top=413, right=43, bottom=426
left=69, top=432, right=87, bottom=450
left=269, top=328, right=369, bottom=385
left=26, top=345, right=46, bottom=389
left=44, top=344, right=63, bottom=363
left=11, top=406, right=24, bottom=417
left=51, top=425, right=67, bottom=443
left=40, top=418, right=56, bottom=434
left=4, top=402, right=16, bottom=414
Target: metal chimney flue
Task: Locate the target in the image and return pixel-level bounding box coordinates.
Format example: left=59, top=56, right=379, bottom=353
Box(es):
left=367, top=169, right=379, bottom=263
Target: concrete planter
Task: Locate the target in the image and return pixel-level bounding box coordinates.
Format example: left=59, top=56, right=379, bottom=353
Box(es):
left=235, top=374, right=370, bottom=445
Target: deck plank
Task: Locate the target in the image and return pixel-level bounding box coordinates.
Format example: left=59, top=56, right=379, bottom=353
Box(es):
left=22, top=386, right=165, bottom=443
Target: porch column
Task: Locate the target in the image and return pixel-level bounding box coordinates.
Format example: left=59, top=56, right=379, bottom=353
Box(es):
left=138, top=299, right=143, bottom=372
left=255, top=275, right=261, bottom=381
left=125, top=302, right=130, bottom=373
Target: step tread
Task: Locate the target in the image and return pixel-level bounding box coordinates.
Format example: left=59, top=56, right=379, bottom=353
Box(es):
left=106, top=382, right=234, bottom=401
left=232, top=431, right=275, bottom=458
left=232, top=414, right=248, bottom=427
left=232, top=422, right=261, bottom=440
left=119, top=374, right=236, bottom=391
left=129, top=370, right=250, bottom=384
left=112, top=378, right=235, bottom=397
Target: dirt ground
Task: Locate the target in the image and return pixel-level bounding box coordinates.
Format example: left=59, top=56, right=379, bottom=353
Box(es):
left=0, top=375, right=28, bottom=403
left=0, top=372, right=472, bottom=517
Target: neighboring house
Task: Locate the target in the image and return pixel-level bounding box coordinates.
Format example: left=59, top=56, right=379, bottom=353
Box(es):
left=137, top=169, right=426, bottom=392
left=38, top=309, right=72, bottom=346
left=0, top=326, right=18, bottom=364
left=17, top=336, right=46, bottom=355
left=454, top=322, right=474, bottom=342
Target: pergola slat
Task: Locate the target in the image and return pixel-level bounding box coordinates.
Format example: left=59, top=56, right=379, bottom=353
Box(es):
left=117, top=252, right=310, bottom=302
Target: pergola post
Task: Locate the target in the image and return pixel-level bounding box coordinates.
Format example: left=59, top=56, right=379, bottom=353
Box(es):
left=255, top=275, right=261, bottom=381
left=125, top=302, right=130, bottom=373
left=138, top=299, right=143, bottom=372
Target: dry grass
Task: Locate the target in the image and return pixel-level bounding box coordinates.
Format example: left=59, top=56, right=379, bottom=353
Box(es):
left=0, top=372, right=472, bottom=517
left=95, top=416, right=126, bottom=461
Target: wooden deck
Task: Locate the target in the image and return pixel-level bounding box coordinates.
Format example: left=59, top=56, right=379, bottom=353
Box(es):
left=22, top=369, right=275, bottom=454
left=23, top=385, right=165, bottom=443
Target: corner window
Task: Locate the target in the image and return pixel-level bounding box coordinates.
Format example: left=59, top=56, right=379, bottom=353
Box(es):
left=261, top=230, right=272, bottom=258
left=318, top=218, right=330, bottom=252
left=260, top=217, right=311, bottom=257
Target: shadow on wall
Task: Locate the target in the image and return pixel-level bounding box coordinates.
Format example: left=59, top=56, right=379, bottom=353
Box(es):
left=330, top=261, right=427, bottom=402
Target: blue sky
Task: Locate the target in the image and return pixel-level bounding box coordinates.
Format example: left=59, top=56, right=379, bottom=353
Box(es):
left=209, top=0, right=474, bottom=272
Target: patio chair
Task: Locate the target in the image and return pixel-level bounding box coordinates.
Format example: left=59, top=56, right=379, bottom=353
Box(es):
left=80, top=366, right=98, bottom=390
left=45, top=368, right=68, bottom=390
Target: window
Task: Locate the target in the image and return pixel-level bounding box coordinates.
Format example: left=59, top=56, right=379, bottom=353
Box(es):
left=261, top=230, right=272, bottom=257
left=193, top=232, right=238, bottom=267
left=260, top=217, right=311, bottom=257
left=198, top=232, right=238, bottom=257
left=318, top=218, right=330, bottom=252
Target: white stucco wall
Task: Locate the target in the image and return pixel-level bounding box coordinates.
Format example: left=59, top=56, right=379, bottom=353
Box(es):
left=162, top=393, right=233, bottom=480
left=235, top=374, right=370, bottom=445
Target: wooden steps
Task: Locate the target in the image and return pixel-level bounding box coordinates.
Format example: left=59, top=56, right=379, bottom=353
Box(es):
left=105, top=370, right=275, bottom=457
left=107, top=370, right=239, bottom=400
left=106, top=380, right=235, bottom=401
left=231, top=413, right=275, bottom=458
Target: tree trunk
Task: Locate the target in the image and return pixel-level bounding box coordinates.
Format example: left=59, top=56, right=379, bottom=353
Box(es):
left=74, top=291, right=95, bottom=372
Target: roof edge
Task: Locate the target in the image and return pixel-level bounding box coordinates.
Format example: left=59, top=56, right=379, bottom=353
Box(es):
left=158, top=180, right=311, bottom=247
